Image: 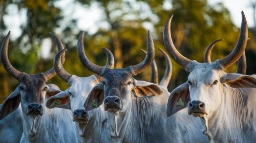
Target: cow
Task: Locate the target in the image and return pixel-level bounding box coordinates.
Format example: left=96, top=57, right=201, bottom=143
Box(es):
left=78, top=30, right=208, bottom=143
left=45, top=33, right=114, bottom=142
left=164, top=12, right=256, bottom=142
left=0, top=104, right=23, bottom=143
left=0, top=32, right=80, bottom=143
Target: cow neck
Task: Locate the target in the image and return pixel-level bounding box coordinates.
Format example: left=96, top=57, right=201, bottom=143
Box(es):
left=22, top=107, right=48, bottom=142
left=107, top=98, right=132, bottom=142
left=205, top=86, right=248, bottom=142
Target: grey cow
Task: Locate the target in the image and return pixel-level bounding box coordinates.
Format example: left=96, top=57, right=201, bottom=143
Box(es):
left=165, top=12, right=256, bottom=142
left=0, top=32, right=80, bottom=143
left=46, top=33, right=114, bottom=142
left=0, top=104, right=23, bottom=143
left=79, top=31, right=208, bottom=143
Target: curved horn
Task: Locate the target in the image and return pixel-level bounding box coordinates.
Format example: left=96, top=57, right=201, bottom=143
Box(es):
left=50, top=32, right=71, bottom=82
left=103, top=48, right=115, bottom=69
left=236, top=52, right=246, bottom=74
left=0, top=31, right=24, bottom=80
left=219, top=11, right=248, bottom=69
left=42, top=32, right=68, bottom=81
left=129, top=30, right=155, bottom=75
left=54, top=49, right=72, bottom=82
left=141, top=49, right=158, bottom=84
left=77, top=32, right=115, bottom=75
left=77, top=32, right=103, bottom=75
left=163, top=15, right=192, bottom=68
left=204, top=39, right=222, bottom=63
left=159, top=48, right=172, bottom=87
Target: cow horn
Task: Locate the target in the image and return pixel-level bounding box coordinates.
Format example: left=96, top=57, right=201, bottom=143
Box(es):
left=0, top=32, right=24, bottom=80
left=219, top=11, right=248, bottom=69
left=204, top=39, right=222, bottom=63
left=159, top=48, right=172, bottom=87
left=77, top=32, right=115, bottom=75
left=236, top=52, right=246, bottom=74
left=42, top=32, right=70, bottom=81
left=54, top=49, right=71, bottom=82
left=129, top=30, right=155, bottom=75
left=50, top=32, right=71, bottom=82
left=140, top=49, right=158, bottom=84
left=163, top=15, right=192, bottom=69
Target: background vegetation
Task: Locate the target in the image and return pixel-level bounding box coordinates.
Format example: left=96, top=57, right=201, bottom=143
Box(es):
left=0, top=0, right=256, bottom=102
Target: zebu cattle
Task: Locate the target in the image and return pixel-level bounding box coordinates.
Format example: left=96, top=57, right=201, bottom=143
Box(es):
left=0, top=32, right=80, bottom=143
left=46, top=33, right=114, bottom=142
left=78, top=31, right=208, bottom=143
left=165, top=12, right=256, bottom=142
left=0, top=104, right=23, bottom=143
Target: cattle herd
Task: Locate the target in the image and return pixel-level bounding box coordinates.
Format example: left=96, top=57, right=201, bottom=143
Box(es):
left=0, top=11, right=255, bottom=143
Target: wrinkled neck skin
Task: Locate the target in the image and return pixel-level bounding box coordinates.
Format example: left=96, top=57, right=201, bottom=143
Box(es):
left=20, top=103, right=79, bottom=143
left=202, top=86, right=256, bottom=142
left=105, top=87, right=171, bottom=143
left=167, top=108, right=209, bottom=143
left=77, top=106, right=109, bottom=143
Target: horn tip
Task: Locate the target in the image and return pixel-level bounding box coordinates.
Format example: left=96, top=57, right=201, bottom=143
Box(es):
left=140, top=49, right=147, bottom=54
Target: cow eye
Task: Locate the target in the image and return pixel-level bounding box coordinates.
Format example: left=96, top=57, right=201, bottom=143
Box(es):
left=19, top=85, right=26, bottom=91
left=68, top=92, right=73, bottom=97
left=212, top=80, right=218, bottom=85
left=188, top=81, right=192, bottom=86
left=43, top=86, right=48, bottom=91
left=102, top=81, right=106, bottom=85
left=127, top=81, right=132, bottom=85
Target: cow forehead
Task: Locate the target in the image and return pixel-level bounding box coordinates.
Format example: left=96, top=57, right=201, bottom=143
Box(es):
left=68, top=75, right=99, bottom=94
left=103, top=69, right=132, bottom=82
left=20, top=74, right=46, bottom=89
left=188, top=63, right=222, bottom=84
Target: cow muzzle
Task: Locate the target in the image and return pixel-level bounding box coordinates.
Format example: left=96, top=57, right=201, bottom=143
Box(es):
left=27, top=103, right=43, bottom=117
left=188, top=100, right=207, bottom=117
left=104, top=96, right=122, bottom=113
left=73, top=109, right=89, bottom=124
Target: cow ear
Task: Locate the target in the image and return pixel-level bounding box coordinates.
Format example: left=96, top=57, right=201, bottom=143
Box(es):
left=46, top=90, right=71, bottom=109
left=46, top=84, right=61, bottom=98
left=167, top=82, right=190, bottom=117
left=220, top=73, right=256, bottom=88
left=84, top=84, right=104, bottom=112
left=133, top=81, right=163, bottom=97
left=0, top=87, right=21, bottom=120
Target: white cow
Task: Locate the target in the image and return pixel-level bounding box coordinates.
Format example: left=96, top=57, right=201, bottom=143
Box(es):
left=0, top=104, right=23, bottom=143
left=165, top=12, right=256, bottom=142
left=0, top=32, right=80, bottom=143
left=46, top=33, right=114, bottom=142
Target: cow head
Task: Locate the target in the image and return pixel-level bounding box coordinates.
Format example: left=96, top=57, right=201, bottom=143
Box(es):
left=77, top=31, right=163, bottom=114
left=0, top=32, right=61, bottom=120
left=46, top=33, right=114, bottom=124
left=165, top=12, right=256, bottom=119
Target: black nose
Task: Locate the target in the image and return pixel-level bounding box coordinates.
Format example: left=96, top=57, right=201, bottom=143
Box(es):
left=104, top=96, right=121, bottom=112
left=104, top=96, right=121, bottom=104
left=189, top=100, right=205, bottom=110
left=27, top=103, right=43, bottom=117
left=73, top=109, right=88, bottom=118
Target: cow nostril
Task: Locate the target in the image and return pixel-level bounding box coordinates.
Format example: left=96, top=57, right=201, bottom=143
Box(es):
left=82, top=112, right=87, bottom=117
left=199, top=102, right=205, bottom=109
left=114, top=98, right=120, bottom=103
left=188, top=102, right=193, bottom=107
left=105, top=99, right=109, bottom=103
